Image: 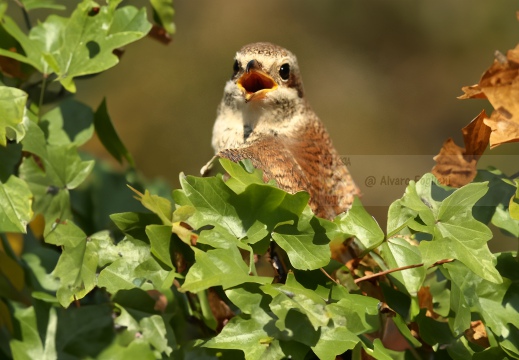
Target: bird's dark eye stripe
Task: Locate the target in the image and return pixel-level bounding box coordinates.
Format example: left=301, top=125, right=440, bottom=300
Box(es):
left=233, top=60, right=240, bottom=74
left=279, top=63, right=290, bottom=80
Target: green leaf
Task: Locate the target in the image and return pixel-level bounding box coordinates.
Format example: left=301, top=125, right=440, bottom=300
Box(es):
left=110, top=211, right=162, bottom=240
left=311, top=326, right=360, bottom=360
left=129, top=186, right=172, bottom=225
left=94, top=98, right=135, bottom=166
left=180, top=247, right=272, bottom=293
left=386, top=199, right=415, bottom=237
left=41, top=99, right=94, bottom=147
left=444, top=257, right=519, bottom=338
left=0, top=142, right=22, bottom=182
left=272, top=225, right=330, bottom=271
left=225, top=283, right=267, bottom=315
left=203, top=307, right=278, bottom=360
left=219, top=158, right=267, bottom=194
left=145, top=224, right=173, bottom=269
left=9, top=304, right=57, bottom=360
left=414, top=180, right=501, bottom=283
left=268, top=274, right=329, bottom=331
left=20, top=0, right=65, bottom=11
left=97, top=236, right=177, bottom=294
left=334, top=197, right=384, bottom=254
left=150, top=0, right=175, bottom=34
left=508, top=179, right=519, bottom=222
left=0, top=175, right=33, bottom=233
left=0, top=85, right=27, bottom=146
left=174, top=174, right=244, bottom=237
left=328, top=287, right=380, bottom=334
left=140, top=315, right=173, bottom=356
left=379, top=237, right=425, bottom=296
left=1, top=1, right=151, bottom=91
left=45, top=221, right=98, bottom=307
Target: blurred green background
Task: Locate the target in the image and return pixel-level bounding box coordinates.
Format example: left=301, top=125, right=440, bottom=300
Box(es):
left=13, top=0, right=519, bottom=247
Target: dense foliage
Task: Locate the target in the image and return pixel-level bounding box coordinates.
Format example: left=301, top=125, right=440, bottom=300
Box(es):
left=0, top=1, right=518, bottom=359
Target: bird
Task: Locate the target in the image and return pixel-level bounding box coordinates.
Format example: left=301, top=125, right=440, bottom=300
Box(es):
left=209, top=42, right=359, bottom=220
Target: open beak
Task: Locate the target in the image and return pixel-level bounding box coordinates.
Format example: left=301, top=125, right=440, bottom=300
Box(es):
left=237, top=60, right=278, bottom=102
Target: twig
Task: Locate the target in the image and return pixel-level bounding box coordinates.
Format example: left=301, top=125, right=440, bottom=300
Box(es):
left=354, top=258, right=454, bottom=285
left=320, top=267, right=340, bottom=285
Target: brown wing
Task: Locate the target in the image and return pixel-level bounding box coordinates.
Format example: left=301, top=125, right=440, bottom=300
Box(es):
left=218, top=120, right=358, bottom=219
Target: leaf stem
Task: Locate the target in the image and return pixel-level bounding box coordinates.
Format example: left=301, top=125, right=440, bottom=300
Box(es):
left=13, top=0, right=32, bottom=30
left=354, top=259, right=454, bottom=284
left=37, top=75, right=48, bottom=123
left=320, top=267, right=340, bottom=285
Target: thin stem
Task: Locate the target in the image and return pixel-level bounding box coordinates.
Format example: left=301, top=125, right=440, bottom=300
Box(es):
left=13, top=0, right=32, bottom=30
left=354, top=258, right=454, bottom=285
left=320, top=267, right=340, bottom=285
left=37, top=75, right=48, bottom=123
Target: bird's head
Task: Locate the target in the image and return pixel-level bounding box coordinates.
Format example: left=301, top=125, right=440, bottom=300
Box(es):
left=229, top=42, right=304, bottom=105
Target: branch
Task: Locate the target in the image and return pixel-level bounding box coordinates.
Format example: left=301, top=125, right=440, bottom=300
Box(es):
left=354, top=258, right=454, bottom=285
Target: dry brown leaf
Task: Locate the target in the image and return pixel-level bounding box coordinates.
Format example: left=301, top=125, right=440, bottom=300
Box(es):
left=417, top=286, right=439, bottom=319
left=462, top=109, right=491, bottom=158
left=461, top=44, right=519, bottom=148
left=465, top=320, right=490, bottom=348
left=432, top=110, right=490, bottom=187
left=458, top=84, right=486, bottom=99
left=432, top=138, right=477, bottom=187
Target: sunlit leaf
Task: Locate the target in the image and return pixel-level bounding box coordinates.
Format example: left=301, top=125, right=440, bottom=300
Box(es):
left=0, top=86, right=27, bottom=146
left=0, top=175, right=33, bottom=233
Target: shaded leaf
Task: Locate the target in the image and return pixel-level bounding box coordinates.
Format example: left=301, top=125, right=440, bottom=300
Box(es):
left=94, top=98, right=135, bottom=167
left=180, top=247, right=272, bottom=293
left=150, top=0, right=175, bottom=35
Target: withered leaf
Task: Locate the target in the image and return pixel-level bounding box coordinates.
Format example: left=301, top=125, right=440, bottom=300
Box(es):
left=465, top=320, right=490, bottom=348
left=460, top=44, right=519, bottom=148
left=462, top=109, right=490, bottom=159
left=432, top=138, right=477, bottom=188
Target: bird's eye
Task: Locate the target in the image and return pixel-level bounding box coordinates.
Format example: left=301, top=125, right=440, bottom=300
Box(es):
left=279, top=63, right=290, bottom=80
left=233, top=60, right=240, bottom=76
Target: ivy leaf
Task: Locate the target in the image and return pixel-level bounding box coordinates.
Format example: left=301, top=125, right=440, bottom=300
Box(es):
left=180, top=247, right=272, bottom=293
left=444, top=257, right=519, bottom=338
left=9, top=304, right=57, bottom=360
left=386, top=199, right=416, bottom=237
left=45, top=221, right=98, bottom=307
left=0, top=85, right=27, bottom=146
left=0, top=175, right=33, bottom=233
left=0, top=0, right=151, bottom=91
left=268, top=274, right=329, bottom=330
left=203, top=307, right=279, bottom=360
left=94, top=98, right=135, bottom=167
left=174, top=174, right=244, bottom=238
left=150, top=0, right=175, bottom=34
left=272, top=211, right=331, bottom=270
left=19, top=0, right=65, bottom=11
left=145, top=224, right=174, bottom=269
left=140, top=315, right=173, bottom=357
left=334, top=197, right=384, bottom=255
left=219, top=158, right=267, bottom=194
left=41, top=98, right=94, bottom=147
left=97, top=237, right=176, bottom=294
left=379, top=237, right=425, bottom=296
left=311, top=326, right=360, bottom=360
left=129, top=186, right=172, bottom=225
left=419, top=182, right=500, bottom=283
